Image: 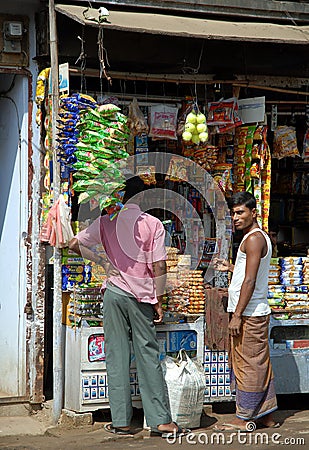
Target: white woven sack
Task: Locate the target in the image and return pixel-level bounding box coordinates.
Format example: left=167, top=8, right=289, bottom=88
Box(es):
left=162, top=349, right=206, bottom=428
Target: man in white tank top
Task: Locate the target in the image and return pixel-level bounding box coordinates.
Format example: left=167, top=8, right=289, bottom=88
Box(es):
left=214, top=192, right=278, bottom=431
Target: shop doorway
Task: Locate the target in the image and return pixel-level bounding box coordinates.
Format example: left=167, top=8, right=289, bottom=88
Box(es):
left=0, top=73, right=28, bottom=399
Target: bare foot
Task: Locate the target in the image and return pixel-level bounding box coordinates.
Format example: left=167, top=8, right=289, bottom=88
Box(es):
left=259, top=413, right=280, bottom=428
left=157, top=422, right=180, bottom=433
left=214, top=417, right=254, bottom=432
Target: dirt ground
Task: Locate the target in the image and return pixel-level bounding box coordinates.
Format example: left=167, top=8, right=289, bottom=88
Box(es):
left=0, top=396, right=308, bottom=450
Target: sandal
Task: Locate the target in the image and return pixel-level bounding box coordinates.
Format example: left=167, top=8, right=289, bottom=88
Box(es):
left=151, top=422, right=191, bottom=439
left=104, top=422, right=134, bottom=436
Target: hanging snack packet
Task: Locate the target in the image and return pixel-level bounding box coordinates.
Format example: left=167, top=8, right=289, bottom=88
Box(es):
left=207, top=98, right=236, bottom=125
left=72, top=161, right=101, bottom=176
left=97, top=103, right=121, bottom=116
left=127, top=98, right=149, bottom=136
left=149, top=104, right=178, bottom=140
left=273, top=126, right=299, bottom=159
left=166, top=156, right=189, bottom=181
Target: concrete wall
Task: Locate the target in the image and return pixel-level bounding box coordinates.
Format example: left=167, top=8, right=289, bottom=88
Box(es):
left=0, top=0, right=43, bottom=400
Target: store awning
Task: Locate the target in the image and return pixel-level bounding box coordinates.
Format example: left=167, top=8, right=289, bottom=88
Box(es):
left=55, top=4, right=309, bottom=45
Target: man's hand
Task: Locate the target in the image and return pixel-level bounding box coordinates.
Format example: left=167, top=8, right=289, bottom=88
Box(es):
left=153, top=302, right=164, bottom=324
left=229, top=313, right=242, bottom=336
left=213, top=258, right=233, bottom=272
left=104, top=262, right=120, bottom=278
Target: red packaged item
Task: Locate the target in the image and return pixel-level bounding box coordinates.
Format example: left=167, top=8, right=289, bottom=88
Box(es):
left=207, top=98, right=237, bottom=126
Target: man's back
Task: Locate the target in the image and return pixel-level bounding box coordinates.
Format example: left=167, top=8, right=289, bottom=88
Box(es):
left=99, top=204, right=166, bottom=302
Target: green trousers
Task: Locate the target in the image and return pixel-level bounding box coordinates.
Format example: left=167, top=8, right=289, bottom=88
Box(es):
left=103, top=284, right=172, bottom=428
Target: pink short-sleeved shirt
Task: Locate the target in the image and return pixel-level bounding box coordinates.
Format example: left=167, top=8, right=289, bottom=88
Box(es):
left=76, top=204, right=166, bottom=304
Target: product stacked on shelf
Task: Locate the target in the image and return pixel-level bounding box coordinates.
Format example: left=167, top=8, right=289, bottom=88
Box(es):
left=90, top=262, right=107, bottom=288
left=268, top=258, right=281, bottom=285
left=192, top=145, right=219, bottom=171
left=62, top=248, right=92, bottom=291
left=168, top=269, right=205, bottom=315
left=67, top=286, right=103, bottom=328
left=268, top=257, right=309, bottom=320
left=204, top=347, right=231, bottom=399
left=165, top=246, right=179, bottom=274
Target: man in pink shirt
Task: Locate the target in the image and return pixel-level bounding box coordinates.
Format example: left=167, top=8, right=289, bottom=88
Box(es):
left=69, top=176, right=188, bottom=437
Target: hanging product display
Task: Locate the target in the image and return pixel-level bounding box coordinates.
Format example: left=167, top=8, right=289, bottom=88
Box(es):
left=35, top=67, right=50, bottom=126
left=192, top=145, right=219, bottom=171
left=57, top=93, right=97, bottom=170
left=207, top=97, right=242, bottom=133
left=165, top=156, right=189, bottom=182
left=39, top=95, right=54, bottom=242
left=34, top=61, right=309, bottom=407
left=272, top=125, right=300, bottom=159
left=149, top=104, right=179, bottom=140
left=72, top=102, right=130, bottom=214
left=302, top=128, right=309, bottom=162
left=233, top=124, right=271, bottom=231
left=45, top=194, right=74, bottom=248
left=211, top=164, right=233, bottom=196
left=182, top=108, right=208, bottom=145
left=127, top=98, right=149, bottom=135
left=135, top=165, right=157, bottom=185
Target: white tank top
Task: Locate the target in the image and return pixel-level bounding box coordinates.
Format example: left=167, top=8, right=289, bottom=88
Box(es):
left=228, top=228, right=271, bottom=316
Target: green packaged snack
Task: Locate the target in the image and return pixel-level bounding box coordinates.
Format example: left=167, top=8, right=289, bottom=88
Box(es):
left=75, top=142, right=97, bottom=152
left=97, top=103, right=121, bottom=116
left=73, top=161, right=101, bottom=176
left=98, top=195, right=119, bottom=210
left=78, top=190, right=100, bottom=204
left=91, top=157, right=112, bottom=170
left=80, top=130, right=102, bottom=144
left=74, top=150, right=94, bottom=162
left=115, top=112, right=128, bottom=124
left=72, top=179, right=95, bottom=191
left=73, top=172, right=92, bottom=180
left=91, top=146, right=115, bottom=158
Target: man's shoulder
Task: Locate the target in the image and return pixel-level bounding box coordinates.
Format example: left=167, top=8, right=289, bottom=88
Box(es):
left=141, top=212, right=163, bottom=226
left=245, top=229, right=269, bottom=252
left=247, top=229, right=268, bottom=243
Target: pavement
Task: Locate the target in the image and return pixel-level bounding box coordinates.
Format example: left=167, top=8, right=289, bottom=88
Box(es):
left=0, top=400, right=308, bottom=449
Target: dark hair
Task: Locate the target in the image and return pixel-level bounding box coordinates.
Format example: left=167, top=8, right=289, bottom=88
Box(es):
left=123, top=175, right=145, bottom=201
left=268, top=221, right=279, bottom=234
left=230, top=192, right=256, bottom=210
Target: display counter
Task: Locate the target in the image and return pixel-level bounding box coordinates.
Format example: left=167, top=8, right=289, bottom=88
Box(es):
left=64, top=315, right=236, bottom=412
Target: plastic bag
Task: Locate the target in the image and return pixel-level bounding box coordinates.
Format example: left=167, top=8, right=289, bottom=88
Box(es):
left=149, top=104, right=178, bottom=140
left=273, top=126, right=299, bottom=159
left=127, top=98, right=149, bottom=136
left=161, top=349, right=206, bottom=428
